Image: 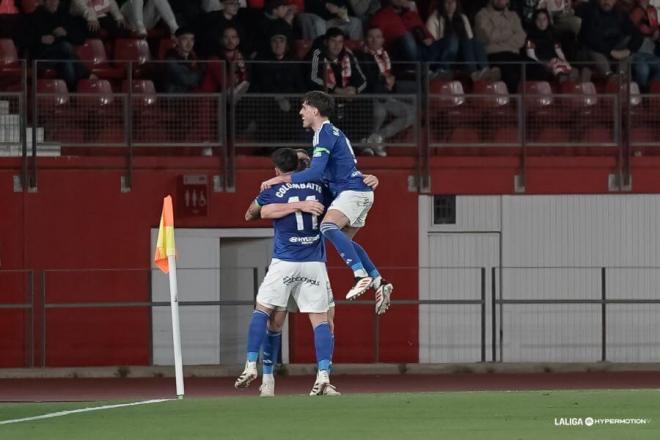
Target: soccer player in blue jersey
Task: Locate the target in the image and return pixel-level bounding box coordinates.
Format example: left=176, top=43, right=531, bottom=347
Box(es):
left=261, top=91, right=394, bottom=313
left=236, top=148, right=339, bottom=397
left=244, top=150, right=380, bottom=396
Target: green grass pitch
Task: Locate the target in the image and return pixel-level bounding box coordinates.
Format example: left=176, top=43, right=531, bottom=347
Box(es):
left=1, top=390, right=658, bottom=440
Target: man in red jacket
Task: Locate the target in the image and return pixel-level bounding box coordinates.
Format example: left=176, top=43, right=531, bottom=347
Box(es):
left=369, top=0, right=445, bottom=65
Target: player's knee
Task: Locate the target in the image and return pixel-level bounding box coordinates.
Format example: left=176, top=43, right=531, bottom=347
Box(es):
left=320, top=222, right=341, bottom=238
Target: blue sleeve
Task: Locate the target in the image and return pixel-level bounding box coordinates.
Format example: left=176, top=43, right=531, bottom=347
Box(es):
left=291, top=149, right=330, bottom=183
left=256, top=188, right=275, bottom=206
left=292, top=129, right=334, bottom=183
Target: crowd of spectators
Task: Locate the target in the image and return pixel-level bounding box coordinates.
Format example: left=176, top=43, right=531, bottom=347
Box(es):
left=3, top=0, right=660, bottom=153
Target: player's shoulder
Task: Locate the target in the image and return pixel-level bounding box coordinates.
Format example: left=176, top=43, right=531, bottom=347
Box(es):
left=320, top=122, right=342, bottom=140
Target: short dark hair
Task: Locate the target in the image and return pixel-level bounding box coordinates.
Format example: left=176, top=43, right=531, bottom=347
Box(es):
left=271, top=148, right=298, bottom=173
left=302, top=91, right=335, bottom=118
left=295, top=148, right=311, bottom=170
left=325, top=27, right=346, bottom=40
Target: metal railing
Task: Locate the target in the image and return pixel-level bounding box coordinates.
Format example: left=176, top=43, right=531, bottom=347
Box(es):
left=3, top=266, right=660, bottom=367
left=2, top=59, right=658, bottom=191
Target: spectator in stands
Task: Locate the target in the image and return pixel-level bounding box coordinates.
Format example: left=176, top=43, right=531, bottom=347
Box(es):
left=307, top=27, right=366, bottom=94
left=426, top=0, right=500, bottom=81
left=31, top=0, right=90, bottom=91
left=544, top=0, right=583, bottom=62
left=298, top=0, right=363, bottom=40
left=510, top=0, right=542, bottom=29
left=163, top=26, right=204, bottom=92
left=251, top=28, right=306, bottom=141
left=70, top=0, right=128, bottom=37
left=631, top=0, right=660, bottom=54
left=369, top=0, right=446, bottom=66
left=578, top=0, right=660, bottom=90
left=120, top=0, right=179, bottom=38
left=356, top=26, right=415, bottom=156
left=474, top=0, right=531, bottom=91
left=245, top=0, right=295, bottom=59
left=525, top=9, right=579, bottom=81
left=197, top=0, right=246, bottom=58
left=217, top=25, right=250, bottom=94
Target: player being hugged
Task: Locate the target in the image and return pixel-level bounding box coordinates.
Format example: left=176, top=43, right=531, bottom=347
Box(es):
left=261, top=91, right=393, bottom=314
left=237, top=148, right=338, bottom=397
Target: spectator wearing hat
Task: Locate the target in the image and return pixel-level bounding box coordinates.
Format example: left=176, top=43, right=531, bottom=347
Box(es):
left=120, top=0, right=179, bottom=38
left=251, top=29, right=305, bottom=141
left=298, top=0, right=363, bottom=40
left=163, top=26, right=204, bottom=93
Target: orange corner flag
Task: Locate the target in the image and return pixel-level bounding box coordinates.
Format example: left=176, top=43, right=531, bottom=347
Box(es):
left=154, top=195, right=176, bottom=273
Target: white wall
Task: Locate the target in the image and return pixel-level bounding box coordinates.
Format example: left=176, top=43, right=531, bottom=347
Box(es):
left=419, top=194, right=660, bottom=362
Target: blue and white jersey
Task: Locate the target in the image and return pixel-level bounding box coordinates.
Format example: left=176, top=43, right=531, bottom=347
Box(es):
left=291, top=121, right=371, bottom=196
left=257, top=181, right=327, bottom=262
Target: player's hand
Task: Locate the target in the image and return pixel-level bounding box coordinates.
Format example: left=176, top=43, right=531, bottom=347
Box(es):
left=298, top=200, right=325, bottom=216
left=363, top=174, right=379, bottom=189
left=260, top=176, right=284, bottom=191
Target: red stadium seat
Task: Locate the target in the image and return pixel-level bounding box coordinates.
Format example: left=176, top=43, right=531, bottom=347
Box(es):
left=37, top=79, right=70, bottom=107
left=114, top=38, right=152, bottom=78
left=559, top=80, right=598, bottom=110
left=522, top=81, right=553, bottom=111
left=122, top=79, right=156, bottom=108
left=76, top=39, right=125, bottom=79
left=0, top=38, right=22, bottom=90
left=473, top=80, right=510, bottom=108
left=429, top=79, right=465, bottom=107
left=76, top=78, right=115, bottom=108
left=114, top=38, right=151, bottom=63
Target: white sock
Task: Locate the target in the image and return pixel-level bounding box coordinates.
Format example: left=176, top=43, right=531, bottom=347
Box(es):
left=372, top=276, right=382, bottom=289
left=354, top=268, right=368, bottom=278
left=263, top=373, right=274, bottom=383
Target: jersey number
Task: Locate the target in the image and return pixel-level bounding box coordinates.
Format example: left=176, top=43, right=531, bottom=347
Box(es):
left=288, top=196, right=319, bottom=231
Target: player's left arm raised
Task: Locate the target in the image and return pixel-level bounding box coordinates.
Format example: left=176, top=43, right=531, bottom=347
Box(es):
left=261, top=148, right=331, bottom=190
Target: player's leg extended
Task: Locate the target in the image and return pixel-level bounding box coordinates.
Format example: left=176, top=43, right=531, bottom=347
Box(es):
left=308, top=312, right=340, bottom=396
left=321, top=209, right=373, bottom=298
left=346, top=227, right=394, bottom=314
left=260, top=310, right=286, bottom=397
left=235, top=303, right=272, bottom=389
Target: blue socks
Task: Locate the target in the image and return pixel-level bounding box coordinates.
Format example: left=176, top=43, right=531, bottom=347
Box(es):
left=262, top=330, right=282, bottom=375
left=321, top=222, right=367, bottom=277
left=352, top=242, right=380, bottom=280
left=314, top=322, right=333, bottom=372
left=246, top=309, right=269, bottom=362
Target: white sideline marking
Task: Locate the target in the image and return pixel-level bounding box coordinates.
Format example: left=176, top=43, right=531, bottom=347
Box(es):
left=0, top=399, right=173, bottom=425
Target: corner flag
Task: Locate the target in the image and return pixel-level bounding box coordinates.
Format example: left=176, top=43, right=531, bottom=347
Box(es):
left=154, top=195, right=176, bottom=273
left=153, top=195, right=184, bottom=398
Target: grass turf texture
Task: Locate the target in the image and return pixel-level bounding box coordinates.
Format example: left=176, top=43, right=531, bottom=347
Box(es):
left=1, top=390, right=658, bottom=440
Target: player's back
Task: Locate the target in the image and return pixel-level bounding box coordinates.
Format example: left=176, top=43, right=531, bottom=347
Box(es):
left=259, top=182, right=326, bottom=262
left=316, top=122, right=371, bottom=195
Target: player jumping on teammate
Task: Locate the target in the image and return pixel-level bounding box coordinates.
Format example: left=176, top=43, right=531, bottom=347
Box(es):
left=237, top=148, right=338, bottom=397
left=260, top=91, right=394, bottom=314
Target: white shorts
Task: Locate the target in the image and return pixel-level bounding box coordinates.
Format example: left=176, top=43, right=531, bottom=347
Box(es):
left=328, top=190, right=374, bottom=227
left=256, top=259, right=332, bottom=314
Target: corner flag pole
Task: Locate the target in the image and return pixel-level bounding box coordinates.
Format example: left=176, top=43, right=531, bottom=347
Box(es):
left=154, top=195, right=185, bottom=398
